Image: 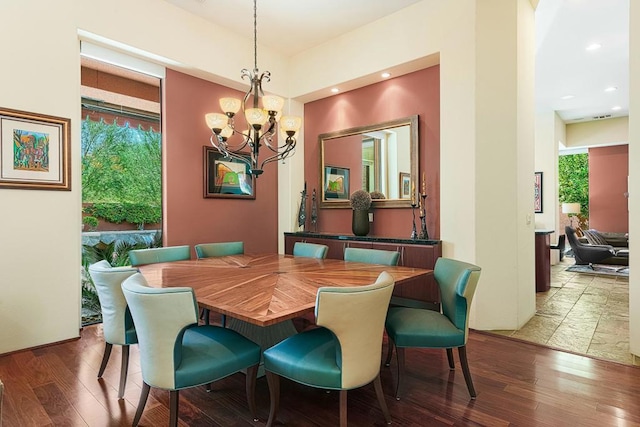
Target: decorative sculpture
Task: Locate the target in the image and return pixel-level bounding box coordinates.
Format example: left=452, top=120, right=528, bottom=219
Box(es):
left=297, top=182, right=307, bottom=231
left=310, top=189, right=318, bottom=232
left=418, top=172, right=429, bottom=239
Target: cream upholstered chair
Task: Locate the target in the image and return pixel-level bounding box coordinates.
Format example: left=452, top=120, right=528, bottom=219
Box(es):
left=263, top=272, right=395, bottom=427
left=194, top=241, right=244, bottom=325
left=343, top=247, right=400, bottom=266
left=88, top=260, right=138, bottom=399
left=292, top=242, right=329, bottom=259
left=128, top=245, right=191, bottom=266
left=195, top=241, right=244, bottom=259
left=385, top=257, right=481, bottom=399
left=121, top=273, right=261, bottom=427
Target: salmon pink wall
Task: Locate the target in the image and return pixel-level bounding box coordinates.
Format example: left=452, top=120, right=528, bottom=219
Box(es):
left=163, top=69, right=278, bottom=255
left=304, top=66, right=440, bottom=238
left=589, top=145, right=629, bottom=233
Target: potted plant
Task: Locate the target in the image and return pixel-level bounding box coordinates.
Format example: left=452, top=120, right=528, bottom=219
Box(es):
left=349, top=190, right=372, bottom=236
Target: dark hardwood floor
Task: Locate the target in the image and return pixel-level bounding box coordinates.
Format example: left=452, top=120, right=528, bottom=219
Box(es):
left=1, top=323, right=640, bottom=426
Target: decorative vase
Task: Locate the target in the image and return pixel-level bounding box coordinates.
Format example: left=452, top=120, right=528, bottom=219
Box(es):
left=352, top=209, right=370, bottom=236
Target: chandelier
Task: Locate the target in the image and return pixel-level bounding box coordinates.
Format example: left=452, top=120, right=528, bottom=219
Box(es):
left=205, top=0, right=302, bottom=177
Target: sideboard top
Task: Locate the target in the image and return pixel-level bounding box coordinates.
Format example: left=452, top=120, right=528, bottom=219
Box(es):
left=285, top=232, right=441, bottom=246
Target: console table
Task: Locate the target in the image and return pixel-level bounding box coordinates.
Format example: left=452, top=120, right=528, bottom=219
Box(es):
left=535, top=230, right=554, bottom=292
left=284, top=232, right=442, bottom=306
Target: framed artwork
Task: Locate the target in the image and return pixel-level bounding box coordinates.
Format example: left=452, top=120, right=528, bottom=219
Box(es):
left=534, top=171, right=543, bottom=213
left=0, top=107, right=71, bottom=191
left=399, top=172, right=411, bottom=199
left=323, top=166, right=350, bottom=200
left=203, top=146, right=255, bottom=199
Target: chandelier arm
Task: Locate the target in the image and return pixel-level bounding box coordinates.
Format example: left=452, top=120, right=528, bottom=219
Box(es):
left=259, top=144, right=296, bottom=170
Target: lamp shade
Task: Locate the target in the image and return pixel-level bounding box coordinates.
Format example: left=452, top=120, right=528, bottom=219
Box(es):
left=205, top=113, right=229, bottom=131
left=561, top=203, right=580, bottom=214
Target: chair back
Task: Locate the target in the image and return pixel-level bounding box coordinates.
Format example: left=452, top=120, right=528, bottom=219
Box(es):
left=293, top=242, right=329, bottom=259
left=88, top=260, right=138, bottom=345
left=343, top=247, right=400, bottom=266
left=195, top=241, right=244, bottom=259
left=121, top=273, right=199, bottom=389
left=565, top=225, right=583, bottom=250
left=315, top=271, right=395, bottom=389
left=129, top=245, right=191, bottom=266
left=434, top=258, right=481, bottom=343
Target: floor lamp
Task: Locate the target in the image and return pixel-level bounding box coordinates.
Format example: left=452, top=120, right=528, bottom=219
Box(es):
left=562, top=202, right=581, bottom=230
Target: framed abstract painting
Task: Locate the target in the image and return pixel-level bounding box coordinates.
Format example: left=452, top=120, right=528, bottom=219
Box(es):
left=534, top=171, right=543, bottom=213
left=0, top=107, right=71, bottom=191
left=204, top=146, right=255, bottom=199
left=323, top=166, right=350, bottom=201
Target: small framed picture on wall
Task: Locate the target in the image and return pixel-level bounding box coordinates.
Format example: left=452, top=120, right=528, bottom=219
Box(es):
left=534, top=171, right=543, bottom=213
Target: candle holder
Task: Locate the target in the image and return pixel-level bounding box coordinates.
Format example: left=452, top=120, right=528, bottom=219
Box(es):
left=419, top=193, right=429, bottom=239
left=310, top=189, right=318, bottom=232
left=410, top=202, right=418, bottom=239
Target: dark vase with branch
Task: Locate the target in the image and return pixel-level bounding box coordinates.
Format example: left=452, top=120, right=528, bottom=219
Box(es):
left=350, top=190, right=372, bottom=236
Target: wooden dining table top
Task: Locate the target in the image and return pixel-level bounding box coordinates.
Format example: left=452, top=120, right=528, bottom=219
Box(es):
left=137, top=253, right=432, bottom=327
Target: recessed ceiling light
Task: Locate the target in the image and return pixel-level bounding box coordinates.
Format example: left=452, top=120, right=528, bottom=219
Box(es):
left=604, top=86, right=618, bottom=92
left=560, top=95, right=575, bottom=100
left=586, top=43, right=602, bottom=51
left=612, top=106, right=622, bottom=111
left=331, top=88, right=339, bottom=93
left=381, top=72, right=391, bottom=79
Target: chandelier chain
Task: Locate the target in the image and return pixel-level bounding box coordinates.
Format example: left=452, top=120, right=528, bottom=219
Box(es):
left=253, top=0, right=258, bottom=71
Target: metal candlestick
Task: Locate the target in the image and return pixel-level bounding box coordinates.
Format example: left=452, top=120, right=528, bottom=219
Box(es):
left=419, top=193, right=429, bottom=239
left=410, top=203, right=418, bottom=239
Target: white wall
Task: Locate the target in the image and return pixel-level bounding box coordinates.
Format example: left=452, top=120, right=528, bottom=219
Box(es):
left=534, top=112, right=562, bottom=233
left=566, top=116, right=629, bottom=147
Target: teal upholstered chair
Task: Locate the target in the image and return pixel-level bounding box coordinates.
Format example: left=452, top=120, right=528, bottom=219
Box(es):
left=293, top=242, right=329, bottom=259
left=129, top=245, right=191, bottom=266
left=121, top=273, right=261, bottom=427
left=344, top=247, right=400, bottom=266
left=88, top=260, right=139, bottom=399
left=195, top=241, right=244, bottom=259
left=385, top=257, right=482, bottom=399
left=263, top=272, right=395, bottom=427
left=194, top=241, right=244, bottom=325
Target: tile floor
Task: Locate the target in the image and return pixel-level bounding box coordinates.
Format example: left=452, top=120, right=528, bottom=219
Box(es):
left=489, top=257, right=637, bottom=366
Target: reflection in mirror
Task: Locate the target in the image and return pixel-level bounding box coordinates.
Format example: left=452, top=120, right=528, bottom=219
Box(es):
left=320, top=115, right=418, bottom=208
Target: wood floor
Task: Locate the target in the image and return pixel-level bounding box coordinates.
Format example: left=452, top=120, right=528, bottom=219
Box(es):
left=1, top=324, right=640, bottom=426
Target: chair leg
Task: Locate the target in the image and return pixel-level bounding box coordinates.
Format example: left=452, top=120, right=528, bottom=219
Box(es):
left=339, top=390, right=347, bottom=427
left=384, top=337, right=395, bottom=367
left=395, top=347, right=406, bottom=400
left=245, top=364, right=259, bottom=421
left=373, top=374, right=392, bottom=425
left=132, top=382, right=150, bottom=427
left=97, top=342, right=112, bottom=378
left=446, top=348, right=455, bottom=370
left=265, top=371, right=280, bottom=427
left=118, top=345, right=130, bottom=399
left=200, top=308, right=210, bottom=325
left=169, top=390, right=179, bottom=427
left=458, top=346, right=477, bottom=399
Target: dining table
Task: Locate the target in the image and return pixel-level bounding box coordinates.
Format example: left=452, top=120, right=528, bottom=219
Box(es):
left=137, top=253, right=433, bottom=353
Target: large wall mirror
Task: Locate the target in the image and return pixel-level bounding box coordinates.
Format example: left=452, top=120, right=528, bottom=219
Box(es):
left=319, top=115, right=418, bottom=208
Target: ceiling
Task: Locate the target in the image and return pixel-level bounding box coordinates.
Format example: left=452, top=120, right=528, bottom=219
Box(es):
left=163, top=0, right=629, bottom=125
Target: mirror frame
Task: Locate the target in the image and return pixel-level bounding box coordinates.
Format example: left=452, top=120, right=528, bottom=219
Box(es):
left=319, top=114, right=419, bottom=209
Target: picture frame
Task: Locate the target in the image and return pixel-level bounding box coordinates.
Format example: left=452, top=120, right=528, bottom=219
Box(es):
left=534, top=171, right=543, bottom=213
left=323, top=166, right=350, bottom=201
left=0, top=107, right=71, bottom=191
left=399, top=172, right=411, bottom=199
left=204, top=146, right=255, bottom=199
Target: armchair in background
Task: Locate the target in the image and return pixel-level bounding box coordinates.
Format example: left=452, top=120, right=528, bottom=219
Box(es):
left=565, top=226, right=628, bottom=267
